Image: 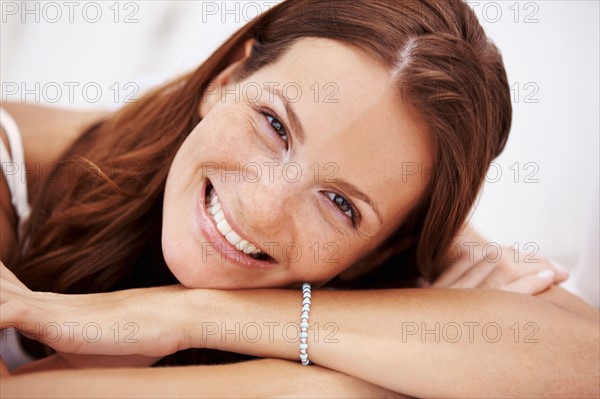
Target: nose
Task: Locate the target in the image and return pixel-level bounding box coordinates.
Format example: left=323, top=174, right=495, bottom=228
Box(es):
left=237, top=163, right=305, bottom=238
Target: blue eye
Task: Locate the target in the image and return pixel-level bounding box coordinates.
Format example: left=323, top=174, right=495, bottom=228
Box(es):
left=263, top=112, right=288, bottom=143
left=324, top=191, right=355, bottom=222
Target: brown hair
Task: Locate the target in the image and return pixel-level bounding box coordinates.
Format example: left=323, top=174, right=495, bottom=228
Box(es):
left=14, top=0, right=510, bottom=304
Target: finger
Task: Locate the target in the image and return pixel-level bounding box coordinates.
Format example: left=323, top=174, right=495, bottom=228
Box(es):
left=432, top=256, right=482, bottom=287
left=448, top=259, right=497, bottom=289
left=548, top=259, right=570, bottom=283
left=500, top=269, right=556, bottom=295
left=478, top=259, right=558, bottom=291
left=506, top=259, right=568, bottom=286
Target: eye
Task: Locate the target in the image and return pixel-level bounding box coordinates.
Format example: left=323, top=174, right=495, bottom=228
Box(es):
left=324, top=191, right=356, bottom=225
left=262, top=111, right=288, bottom=143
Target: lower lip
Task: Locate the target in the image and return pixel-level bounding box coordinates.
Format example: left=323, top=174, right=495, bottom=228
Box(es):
left=195, top=179, right=276, bottom=269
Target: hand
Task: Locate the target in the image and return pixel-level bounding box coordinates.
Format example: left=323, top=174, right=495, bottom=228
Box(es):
left=427, top=245, right=569, bottom=294
left=0, top=262, right=187, bottom=358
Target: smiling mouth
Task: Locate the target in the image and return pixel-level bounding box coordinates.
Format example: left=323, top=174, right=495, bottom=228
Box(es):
left=203, top=181, right=273, bottom=262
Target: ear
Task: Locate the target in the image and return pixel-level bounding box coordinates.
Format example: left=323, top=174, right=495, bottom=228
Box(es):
left=199, top=39, right=256, bottom=118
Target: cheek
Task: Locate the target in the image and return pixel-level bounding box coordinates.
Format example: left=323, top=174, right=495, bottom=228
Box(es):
left=170, top=105, right=256, bottom=173
left=195, top=106, right=258, bottom=159
left=287, top=234, right=369, bottom=283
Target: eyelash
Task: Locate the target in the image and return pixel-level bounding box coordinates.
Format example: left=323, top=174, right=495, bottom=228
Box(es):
left=260, top=109, right=288, bottom=144
left=256, top=107, right=359, bottom=227
left=323, top=191, right=358, bottom=227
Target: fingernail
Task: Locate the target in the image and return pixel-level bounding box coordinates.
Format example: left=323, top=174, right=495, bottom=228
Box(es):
left=537, top=269, right=555, bottom=280
left=548, top=259, right=570, bottom=276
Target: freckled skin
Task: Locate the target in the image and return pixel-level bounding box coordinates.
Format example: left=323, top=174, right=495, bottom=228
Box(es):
left=162, top=38, right=434, bottom=289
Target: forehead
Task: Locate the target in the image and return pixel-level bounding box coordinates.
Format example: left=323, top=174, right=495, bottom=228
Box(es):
left=243, top=38, right=433, bottom=229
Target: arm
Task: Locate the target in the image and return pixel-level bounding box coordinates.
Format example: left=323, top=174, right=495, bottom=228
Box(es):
left=4, top=272, right=597, bottom=397
left=432, top=224, right=596, bottom=318
left=433, top=223, right=570, bottom=293
left=182, top=286, right=598, bottom=398
left=11, top=353, right=163, bottom=374
left=1, top=358, right=400, bottom=399
left=2, top=259, right=597, bottom=399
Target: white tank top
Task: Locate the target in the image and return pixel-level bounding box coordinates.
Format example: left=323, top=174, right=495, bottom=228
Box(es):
left=0, top=106, right=35, bottom=370
left=1, top=107, right=31, bottom=235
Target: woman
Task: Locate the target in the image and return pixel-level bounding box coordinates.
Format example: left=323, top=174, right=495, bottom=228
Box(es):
left=1, top=0, right=597, bottom=397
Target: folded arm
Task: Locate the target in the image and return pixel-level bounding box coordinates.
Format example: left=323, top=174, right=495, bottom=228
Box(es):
left=2, top=268, right=598, bottom=398
left=1, top=358, right=401, bottom=399
left=1, top=219, right=598, bottom=398
left=180, top=285, right=598, bottom=398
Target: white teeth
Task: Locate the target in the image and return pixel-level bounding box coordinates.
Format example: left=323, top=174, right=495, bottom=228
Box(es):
left=214, top=209, right=225, bottom=223
left=243, top=243, right=259, bottom=254
left=238, top=239, right=250, bottom=252
left=216, top=219, right=231, bottom=236
left=206, top=186, right=263, bottom=256
left=210, top=202, right=222, bottom=215
left=225, top=230, right=242, bottom=245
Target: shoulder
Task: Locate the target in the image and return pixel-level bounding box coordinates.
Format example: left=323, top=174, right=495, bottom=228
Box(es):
left=0, top=103, right=107, bottom=264
left=1, top=102, right=108, bottom=169
left=1, top=102, right=108, bottom=197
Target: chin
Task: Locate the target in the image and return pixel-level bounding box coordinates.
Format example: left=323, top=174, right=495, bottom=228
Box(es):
left=161, top=238, right=240, bottom=289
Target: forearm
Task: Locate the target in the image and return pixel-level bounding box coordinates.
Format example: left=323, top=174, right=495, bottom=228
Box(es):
left=4, top=262, right=597, bottom=397
left=12, top=353, right=162, bottom=374
left=183, top=287, right=599, bottom=398
left=1, top=358, right=400, bottom=398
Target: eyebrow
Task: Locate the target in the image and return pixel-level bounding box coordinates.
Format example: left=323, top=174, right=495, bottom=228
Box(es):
left=267, top=87, right=306, bottom=144
left=265, top=87, right=382, bottom=227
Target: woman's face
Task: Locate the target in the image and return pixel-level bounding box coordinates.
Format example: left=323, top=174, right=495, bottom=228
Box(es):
left=162, top=38, right=433, bottom=289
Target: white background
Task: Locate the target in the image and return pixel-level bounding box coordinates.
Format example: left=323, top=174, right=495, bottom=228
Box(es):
left=1, top=0, right=598, bottom=305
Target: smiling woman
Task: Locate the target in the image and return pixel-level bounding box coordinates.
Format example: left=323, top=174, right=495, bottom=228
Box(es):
left=12, top=0, right=507, bottom=295
left=163, top=38, right=434, bottom=289
left=0, top=0, right=598, bottom=397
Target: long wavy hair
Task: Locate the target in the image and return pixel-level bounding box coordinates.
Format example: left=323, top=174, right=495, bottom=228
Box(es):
left=12, top=0, right=511, bottom=362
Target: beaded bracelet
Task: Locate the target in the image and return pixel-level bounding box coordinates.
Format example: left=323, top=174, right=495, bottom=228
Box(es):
left=300, top=282, right=311, bottom=365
